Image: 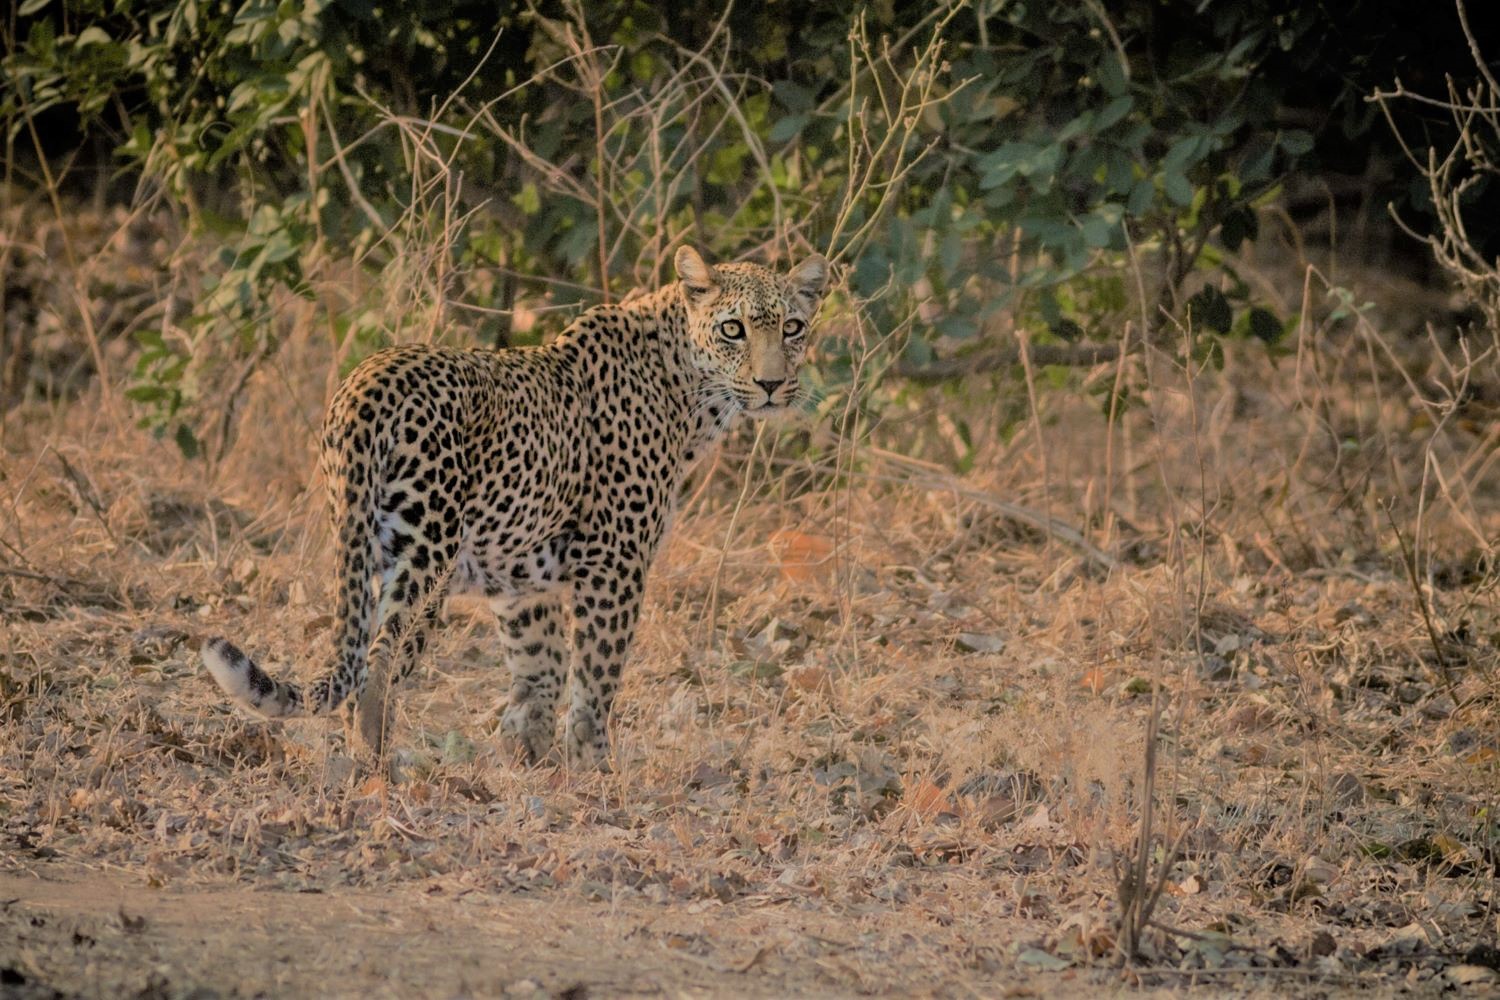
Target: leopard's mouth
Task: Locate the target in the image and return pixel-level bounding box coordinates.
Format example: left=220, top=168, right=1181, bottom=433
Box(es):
left=734, top=383, right=799, bottom=416
left=741, top=400, right=790, bottom=418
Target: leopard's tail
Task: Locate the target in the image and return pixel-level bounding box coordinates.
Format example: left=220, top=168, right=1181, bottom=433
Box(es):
left=199, top=355, right=389, bottom=722
left=200, top=637, right=310, bottom=719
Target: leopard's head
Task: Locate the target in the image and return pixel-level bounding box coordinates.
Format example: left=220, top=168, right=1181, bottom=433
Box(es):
left=675, top=246, right=828, bottom=418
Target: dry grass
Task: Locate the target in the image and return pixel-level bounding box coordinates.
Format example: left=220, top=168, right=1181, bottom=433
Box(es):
left=2, top=194, right=1498, bottom=997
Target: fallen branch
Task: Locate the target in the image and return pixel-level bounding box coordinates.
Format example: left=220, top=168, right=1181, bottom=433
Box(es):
left=892, top=341, right=1123, bottom=382
left=726, top=446, right=1119, bottom=571
left=902, top=472, right=1119, bottom=572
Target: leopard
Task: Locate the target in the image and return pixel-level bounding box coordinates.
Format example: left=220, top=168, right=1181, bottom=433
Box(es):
left=201, top=246, right=828, bottom=768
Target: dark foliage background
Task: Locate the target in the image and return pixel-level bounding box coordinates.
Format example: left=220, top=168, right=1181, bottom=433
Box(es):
left=4, top=0, right=1498, bottom=454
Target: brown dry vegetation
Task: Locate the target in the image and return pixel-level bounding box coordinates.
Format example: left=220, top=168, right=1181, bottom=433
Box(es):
left=2, top=202, right=1499, bottom=998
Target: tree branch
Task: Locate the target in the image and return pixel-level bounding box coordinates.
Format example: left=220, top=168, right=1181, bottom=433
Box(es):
left=891, top=340, right=1123, bottom=382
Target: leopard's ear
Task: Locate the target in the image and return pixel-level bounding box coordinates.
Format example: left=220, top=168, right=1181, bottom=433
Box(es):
left=788, top=254, right=828, bottom=313
left=675, top=246, right=720, bottom=303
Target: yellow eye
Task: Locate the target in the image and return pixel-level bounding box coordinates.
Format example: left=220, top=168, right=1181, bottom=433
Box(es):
left=719, top=319, right=746, bottom=342
left=783, top=318, right=806, bottom=339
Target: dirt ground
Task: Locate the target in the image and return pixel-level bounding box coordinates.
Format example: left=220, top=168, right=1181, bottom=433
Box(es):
left=7, top=862, right=1019, bottom=998
left=0, top=861, right=1415, bottom=999
left=5, top=410, right=1497, bottom=999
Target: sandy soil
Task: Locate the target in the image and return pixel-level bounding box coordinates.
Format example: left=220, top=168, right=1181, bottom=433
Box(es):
left=2, top=863, right=1095, bottom=999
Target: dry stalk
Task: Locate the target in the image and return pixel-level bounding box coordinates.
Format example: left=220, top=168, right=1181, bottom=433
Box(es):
left=2, top=46, right=117, bottom=420
left=1380, top=501, right=1455, bottom=683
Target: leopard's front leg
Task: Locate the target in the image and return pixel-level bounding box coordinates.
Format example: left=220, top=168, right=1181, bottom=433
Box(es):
left=562, top=564, right=643, bottom=769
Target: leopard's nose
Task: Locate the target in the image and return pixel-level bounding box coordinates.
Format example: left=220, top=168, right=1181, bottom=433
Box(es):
left=753, top=378, right=785, bottom=396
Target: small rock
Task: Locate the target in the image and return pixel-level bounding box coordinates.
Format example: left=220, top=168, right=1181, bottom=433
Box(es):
left=1300, top=856, right=1339, bottom=885
left=956, top=632, right=1006, bottom=655
left=1466, top=944, right=1500, bottom=971
left=1388, top=922, right=1431, bottom=954
left=322, top=754, right=357, bottom=789
left=578, top=881, right=611, bottom=902
left=1447, top=729, right=1482, bottom=754
left=1213, top=633, right=1242, bottom=655
left=1396, top=683, right=1425, bottom=705
left=1445, top=965, right=1498, bottom=987
left=1308, top=930, right=1336, bottom=958
left=1327, top=772, right=1365, bottom=807
left=688, top=762, right=731, bottom=790
left=1198, top=654, right=1233, bottom=681
left=1015, top=947, right=1072, bottom=971
left=1333, top=602, right=1374, bottom=626
left=1420, top=695, right=1455, bottom=720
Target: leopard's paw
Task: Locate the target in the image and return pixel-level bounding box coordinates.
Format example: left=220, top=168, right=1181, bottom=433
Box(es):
left=500, top=699, right=556, bottom=766
left=562, top=710, right=611, bottom=772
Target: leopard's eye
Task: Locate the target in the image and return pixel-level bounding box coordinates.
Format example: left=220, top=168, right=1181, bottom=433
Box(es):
left=719, top=319, right=746, bottom=342
left=782, top=318, right=806, bottom=340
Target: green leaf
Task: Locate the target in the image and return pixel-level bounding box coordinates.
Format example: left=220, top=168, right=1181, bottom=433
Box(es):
left=513, top=181, right=540, bottom=216
left=1080, top=203, right=1128, bottom=248
left=125, top=385, right=170, bottom=403
left=1096, top=53, right=1128, bottom=98
left=258, top=229, right=299, bottom=265
left=1057, top=111, right=1093, bottom=143
left=1242, top=140, right=1276, bottom=184
left=18, top=0, right=49, bottom=15
left=174, top=423, right=200, bottom=460
left=1127, top=178, right=1155, bottom=216
left=935, top=315, right=976, bottom=340
left=1105, top=149, right=1135, bottom=195
left=1248, top=307, right=1285, bottom=343
left=556, top=220, right=597, bottom=267
left=1022, top=144, right=1064, bottom=192
left=1079, top=211, right=1116, bottom=248
left=1279, top=129, right=1314, bottom=156
left=1096, top=95, right=1134, bottom=130
left=1219, top=206, right=1259, bottom=252
left=1164, top=136, right=1207, bottom=173
left=978, top=141, right=1034, bottom=189
left=772, top=80, right=815, bottom=113
left=769, top=113, right=808, bottom=144
left=1051, top=318, right=1084, bottom=342
left=938, top=228, right=962, bottom=278
left=1163, top=168, right=1195, bottom=207
left=1187, top=286, right=1232, bottom=334
left=72, top=26, right=113, bottom=47
left=441, top=729, right=476, bottom=764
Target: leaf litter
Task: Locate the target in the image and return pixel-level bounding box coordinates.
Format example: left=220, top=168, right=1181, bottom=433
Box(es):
left=2, top=247, right=1498, bottom=995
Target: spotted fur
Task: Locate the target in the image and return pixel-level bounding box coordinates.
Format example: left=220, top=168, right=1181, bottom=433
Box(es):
left=201, top=248, right=828, bottom=767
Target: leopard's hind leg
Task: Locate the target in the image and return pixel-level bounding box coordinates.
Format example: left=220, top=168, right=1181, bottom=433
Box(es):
left=493, top=593, right=568, bottom=764
left=349, top=572, right=449, bottom=758
left=349, top=450, right=466, bottom=757
left=563, top=559, right=645, bottom=770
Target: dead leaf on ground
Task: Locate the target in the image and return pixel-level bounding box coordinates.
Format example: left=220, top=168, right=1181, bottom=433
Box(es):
left=786, top=663, right=834, bottom=696
left=900, top=776, right=951, bottom=822
left=767, top=530, right=835, bottom=585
